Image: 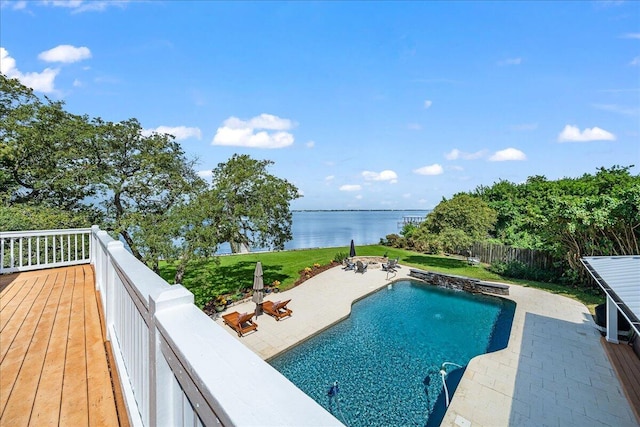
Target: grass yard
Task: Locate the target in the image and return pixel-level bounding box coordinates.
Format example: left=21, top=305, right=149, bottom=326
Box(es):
left=158, top=245, right=604, bottom=312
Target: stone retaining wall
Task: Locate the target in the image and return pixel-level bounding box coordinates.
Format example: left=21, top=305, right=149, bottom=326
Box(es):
left=409, top=268, right=509, bottom=296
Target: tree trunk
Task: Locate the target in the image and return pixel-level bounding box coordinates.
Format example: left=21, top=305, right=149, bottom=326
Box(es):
left=120, top=229, right=143, bottom=261
left=174, top=267, right=185, bottom=285
left=174, top=253, right=189, bottom=284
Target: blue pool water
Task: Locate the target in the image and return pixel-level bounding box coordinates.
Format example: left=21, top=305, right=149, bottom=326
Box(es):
left=269, top=280, right=515, bottom=426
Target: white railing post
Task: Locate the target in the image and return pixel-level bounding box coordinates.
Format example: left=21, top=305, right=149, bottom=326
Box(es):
left=606, top=295, right=619, bottom=344
left=105, top=240, right=123, bottom=341
left=148, top=285, right=194, bottom=427
left=91, top=225, right=100, bottom=264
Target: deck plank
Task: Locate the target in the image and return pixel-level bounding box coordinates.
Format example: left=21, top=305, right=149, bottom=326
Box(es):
left=84, top=265, right=119, bottom=426
left=0, top=270, right=64, bottom=421
left=0, top=277, right=46, bottom=352
left=0, top=266, right=121, bottom=426
left=27, top=269, right=71, bottom=426
left=602, top=337, right=640, bottom=424
left=59, top=266, right=89, bottom=425
left=0, top=275, right=30, bottom=312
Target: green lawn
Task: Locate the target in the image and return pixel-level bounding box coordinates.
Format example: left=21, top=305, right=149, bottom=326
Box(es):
left=158, top=245, right=604, bottom=312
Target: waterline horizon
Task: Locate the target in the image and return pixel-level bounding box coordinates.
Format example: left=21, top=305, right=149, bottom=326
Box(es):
left=217, top=209, right=429, bottom=255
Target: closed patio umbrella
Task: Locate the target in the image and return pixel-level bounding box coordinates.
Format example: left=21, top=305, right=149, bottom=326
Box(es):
left=349, top=239, right=356, bottom=258
left=252, top=261, right=264, bottom=315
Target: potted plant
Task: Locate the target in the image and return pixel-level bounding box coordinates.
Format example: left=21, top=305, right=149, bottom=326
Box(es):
left=214, top=296, right=227, bottom=312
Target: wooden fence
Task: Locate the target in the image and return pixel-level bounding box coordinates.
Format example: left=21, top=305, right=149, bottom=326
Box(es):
left=469, top=241, right=560, bottom=271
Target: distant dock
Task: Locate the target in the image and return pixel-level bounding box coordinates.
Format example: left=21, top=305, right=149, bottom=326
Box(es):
left=398, top=215, right=426, bottom=227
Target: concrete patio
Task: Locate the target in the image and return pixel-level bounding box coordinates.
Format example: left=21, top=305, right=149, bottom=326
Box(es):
left=215, top=264, right=638, bottom=427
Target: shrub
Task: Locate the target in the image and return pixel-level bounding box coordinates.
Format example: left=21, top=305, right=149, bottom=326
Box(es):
left=489, top=260, right=557, bottom=282
left=333, top=251, right=349, bottom=263
left=383, top=233, right=406, bottom=248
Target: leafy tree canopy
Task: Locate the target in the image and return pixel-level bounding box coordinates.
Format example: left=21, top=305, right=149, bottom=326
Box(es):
left=207, top=154, right=301, bottom=253
left=413, top=193, right=497, bottom=253
left=1, top=75, right=302, bottom=288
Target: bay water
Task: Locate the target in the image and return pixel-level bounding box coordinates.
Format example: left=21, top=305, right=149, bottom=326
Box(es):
left=217, top=210, right=428, bottom=254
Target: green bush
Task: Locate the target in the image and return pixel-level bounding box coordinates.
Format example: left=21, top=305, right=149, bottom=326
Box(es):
left=333, top=251, right=349, bottom=263
left=489, top=260, right=557, bottom=282
left=382, top=233, right=406, bottom=248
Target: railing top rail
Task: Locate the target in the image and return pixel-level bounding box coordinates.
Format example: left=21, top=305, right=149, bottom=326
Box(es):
left=0, top=228, right=93, bottom=238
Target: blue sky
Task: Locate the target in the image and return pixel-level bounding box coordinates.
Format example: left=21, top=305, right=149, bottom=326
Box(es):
left=2, top=1, right=638, bottom=210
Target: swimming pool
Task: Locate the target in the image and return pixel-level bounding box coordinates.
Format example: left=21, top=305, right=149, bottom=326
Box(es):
left=269, top=280, right=515, bottom=426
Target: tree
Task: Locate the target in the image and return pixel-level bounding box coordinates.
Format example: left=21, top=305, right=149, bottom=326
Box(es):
left=1, top=74, right=99, bottom=221
left=414, top=193, right=497, bottom=253
left=473, top=165, right=639, bottom=286
left=206, top=154, right=301, bottom=253
left=90, top=118, right=206, bottom=263
left=1, top=76, right=303, bottom=290
left=1, top=76, right=207, bottom=266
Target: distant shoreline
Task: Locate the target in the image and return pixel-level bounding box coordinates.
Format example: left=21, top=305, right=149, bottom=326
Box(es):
left=292, top=209, right=430, bottom=212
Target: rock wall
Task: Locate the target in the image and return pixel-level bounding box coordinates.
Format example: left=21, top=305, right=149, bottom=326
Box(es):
left=408, top=269, right=509, bottom=296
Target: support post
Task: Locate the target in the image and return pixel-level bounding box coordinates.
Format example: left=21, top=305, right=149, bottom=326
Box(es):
left=149, top=285, right=194, bottom=427
left=606, top=295, right=619, bottom=344
left=105, top=240, right=124, bottom=341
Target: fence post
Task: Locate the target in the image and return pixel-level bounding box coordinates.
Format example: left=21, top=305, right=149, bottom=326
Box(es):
left=148, top=285, right=194, bottom=427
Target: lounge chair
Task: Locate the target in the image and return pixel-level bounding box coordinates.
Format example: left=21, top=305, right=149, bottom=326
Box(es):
left=355, top=260, right=368, bottom=274
left=263, top=299, right=293, bottom=321
left=382, top=257, right=399, bottom=272
left=467, top=256, right=481, bottom=266
left=222, top=311, right=258, bottom=337
left=343, top=259, right=356, bottom=271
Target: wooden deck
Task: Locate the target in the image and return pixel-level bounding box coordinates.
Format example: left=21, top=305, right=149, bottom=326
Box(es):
left=601, top=337, right=640, bottom=424
left=0, top=265, right=124, bottom=426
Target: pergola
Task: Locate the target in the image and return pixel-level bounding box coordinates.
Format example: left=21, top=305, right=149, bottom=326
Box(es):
left=581, top=256, right=640, bottom=344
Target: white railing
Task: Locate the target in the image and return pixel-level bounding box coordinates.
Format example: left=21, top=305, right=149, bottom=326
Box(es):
left=0, top=228, right=92, bottom=274
left=2, top=227, right=342, bottom=427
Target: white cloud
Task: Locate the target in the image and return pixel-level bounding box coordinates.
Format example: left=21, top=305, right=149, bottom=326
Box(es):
left=621, top=33, right=640, bottom=39
left=212, top=114, right=295, bottom=148
left=143, top=125, right=202, bottom=140
left=325, top=175, right=335, bottom=182
left=306, top=140, right=315, bottom=148
left=498, top=57, right=522, bottom=66
left=592, top=104, right=639, bottom=117
left=197, top=170, right=212, bottom=179
left=424, top=100, right=432, bottom=109
left=402, top=193, right=411, bottom=199
left=413, top=164, right=444, bottom=176
left=362, top=170, right=398, bottom=183
left=630, top=56, right=640, bottom=66
left=297, top=189, right=305, bottom=197
left=1, top=47, right=59, bottom=93
left=444, top=148, right=486, bottom=160
left=72, top=79, right=82, bottom=87
left=557, top=125, right=616, bottom=142
left=42, top=0, right=129, bottom=13
left=38, top=45, right=91, bottom=63
left=6, top=1, right=27, bottom=10
left=355, top=194, right=363, bottom=200
left=339, top=184, right=362, bottom=191
left=488, top=148, right=527, bottom=161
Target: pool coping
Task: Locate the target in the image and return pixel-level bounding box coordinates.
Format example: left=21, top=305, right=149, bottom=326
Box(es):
left=214, top=265, right=637, bottom=426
